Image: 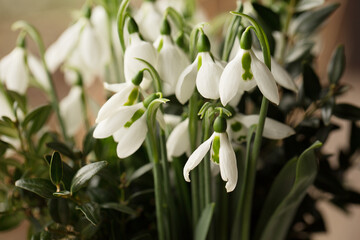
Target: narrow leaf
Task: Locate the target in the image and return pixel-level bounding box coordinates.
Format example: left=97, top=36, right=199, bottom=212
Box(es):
left=76, top=202, right=101, bottom=226
left=22, top=105, right=52, bottom=135
left=49, top=198, right=69, bottom=224
left=256, top=141, right=322, bottom=240
left=15, top=178, right=56, bottom=199
left=127, top=162, right=153, bottom=185
left=50, top=151, right=63, bottom=186
left=195, top=203, right=215, bottom=240
left=333, top=103, right=360, bottom=121
left=70, top=161, right=108, bottom=194
left=295, top=0, right=324, bottom=12
left=302, top=63, right=321, bottom=101
left=0, top=119, right=17, bottom=138
left=101, top=202, right=136, bottom=215
left=327, top=45, right=345, bottom=84
left=252, top=3, right=281, bottom=31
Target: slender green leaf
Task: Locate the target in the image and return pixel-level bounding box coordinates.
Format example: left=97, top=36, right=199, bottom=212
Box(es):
left=0, top=119, right=17, bottom=138
left=70, top=161, right=108, bottom=194
left=328, top=45, right=345, bottom=84
left=195, top=202, right=215, bottom=240
left=0, top=211, right=25, bottom=231
left=50, top=151, right=63, bottom=186
left=127, top=162, right=152, bottom=185
left=252, top=3, right=281, bottom=31
left=76, top=202, right=101, bottom=226
left=292, top=3, right=339, bottom=35
left=295, top=0, right=324, bottom=12
left=101, top=202, right=136, bottom=215
left=15, top=178, right=56, bottom=199
left=23, top=105, right=52, bottom=135
left=333, top=103, right=360, bottom=121
left=46, top=141, right=76, bottom=159
left=321, top=97, right=334, bottom=125
left=7, top=90, right=27, bottom=113
left=83, top=127, right=96, bottom=156
left=256, top=141, right=322, bottom=240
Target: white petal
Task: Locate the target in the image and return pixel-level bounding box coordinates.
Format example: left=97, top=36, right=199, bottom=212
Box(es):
left=135, top=1, right=162, bottom=41
left=254, top=50, right=298, bottom=92
left=219, top=53, right=243, bottom=106
left=196, top=53, right=222, bottom=100
left=250, top=51, right=279, bottom=105
left=95, top=83, right=135, bottom=122
left=93, top=103, right=143, bottom=138
left=183, top=133, right=215, bottom=182
left=59, top=87, right=83, bottom=136
left=124, top=33, right=157, bottom=89
left=27, top=54, right=50, bottom=90
left=45, top=19, right=85, bottom=72
left=166, top=118, right=190, bottom=159
left=114, top=114, right=148, bottom=158
left=163, top=114, right=182, bottom=127
left=5, top=48, right=28, bottom=94
left=237, top=114, right=295, bottom=139
left=175, top=59, right=198, bottom=104
left=79, top=23, right=103, bottom=70
left=219, top=132, right=238, bottom=192
left=228, top=90, right=244, bottom=107
left=0, top=93, right=15, bottom=120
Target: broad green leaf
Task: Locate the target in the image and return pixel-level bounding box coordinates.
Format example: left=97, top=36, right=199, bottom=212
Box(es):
left=49, top=198, right=69, bottom=224
left=15, top=178, right=56, bottom=199
left=327, top=45, right=345, bottom=84
left=195, top=202, right=215, bottom=240
left=302, top=63, right=321, bottom=101
left=333, top=103, right=360, bottom=121
left=101, top=202, right=136, bottom=215
left=252, top=3, right=281, bottom=31
left=295, top=0, right=324, bottom=12
left=0, top=119, right=17, bottom=138
left=0, top=211, right=25, bottom=231
left=255, top=141, right=322, bottom=240
left=22, top=105, right=52, bottom=135
left=292, top=3, right=339, bottom=36
left=70, top=161, right=108, bottom=194
left=76, top=202, right=101, bottom=226
left=50, top=151, right=63, bottom=186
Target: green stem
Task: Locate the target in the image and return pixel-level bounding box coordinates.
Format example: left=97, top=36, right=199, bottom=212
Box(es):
left=203, top=110, right=212, bottom=205
left=12, top=21, right=69, bottom=141
left=189, top=92, right=200, bottom=229
left=77, top=73, right=90, bottom=131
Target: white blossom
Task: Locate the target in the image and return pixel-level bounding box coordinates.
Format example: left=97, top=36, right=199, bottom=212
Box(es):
left=134, top=1, right=162, bottom=42
left=166, top=118, right=191, bottom=159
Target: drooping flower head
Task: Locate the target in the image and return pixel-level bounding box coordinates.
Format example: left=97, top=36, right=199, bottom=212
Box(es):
left=153, top=17, right=190, bottom=96
left=219, top=28, right=280, bottom=106
left=184, top=113, right=238, bottom=192
left=124, top=17, right=157, bottom=90
left=176, top=30, right=224, bottom=104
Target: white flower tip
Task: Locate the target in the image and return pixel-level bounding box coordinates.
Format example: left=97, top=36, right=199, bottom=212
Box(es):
left=220, top=97, right=230, bottom=107
left=183, top=168, right=191, bottom=182
left=225, top=182, right=236, bottom=192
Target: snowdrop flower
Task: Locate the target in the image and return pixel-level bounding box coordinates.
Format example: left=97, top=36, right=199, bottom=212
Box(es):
left=176, top=32, right=223, bottom=104
left=95, top=71, right=145, bottom=123
left=0, top=41, right=49, bottom=94
left=45, top=6, right=110, bottom=85
left=219, top=29, right=279, bottom=106
left=154, top=18, right=190, bottom=96
left=93, top=93, right=162, bottom=158
left=166, top=118, right=191, bottom=159
left=135, top=0, right=162, bottom=42
left=59, top=86, right=84, bottom=136
left=184, top=114, right=238, bottom=192
left=124, top=18, right=157, bottom=90
left=0, top=47, right=28, bottom=94
left=227, top=111, right=295, bottom=144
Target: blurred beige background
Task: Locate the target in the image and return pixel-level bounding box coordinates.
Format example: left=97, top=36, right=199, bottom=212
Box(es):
left=0, top=0, right=360, bottom=239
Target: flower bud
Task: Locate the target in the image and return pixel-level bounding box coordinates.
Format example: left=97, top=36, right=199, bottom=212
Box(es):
left=132, top=71, right=144, bottom=86
left=213, top=115, right=227, bottom=133
left=160, top=18, right=171, bottom=35
left=240, top=28, right=252, bottom=50
left=197, top=32, right=211, bottom=52
left=128, top=17, right=139, bottom=34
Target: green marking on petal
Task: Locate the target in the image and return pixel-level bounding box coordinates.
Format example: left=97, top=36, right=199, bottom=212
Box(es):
left=197, top=55, right=202, bottom=71
left=237, top=135, right=246, bottom=142
left=231, top=122, right=242, bottom=132
left=124, top=108, right=145, bottom=128
left=157, top=38, right=164, bottom=53
left=124, top=87, right=139, bottom=106
left=241, top=52, right=253, bottom=81
left=211, top=136, right=220, bottom=164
